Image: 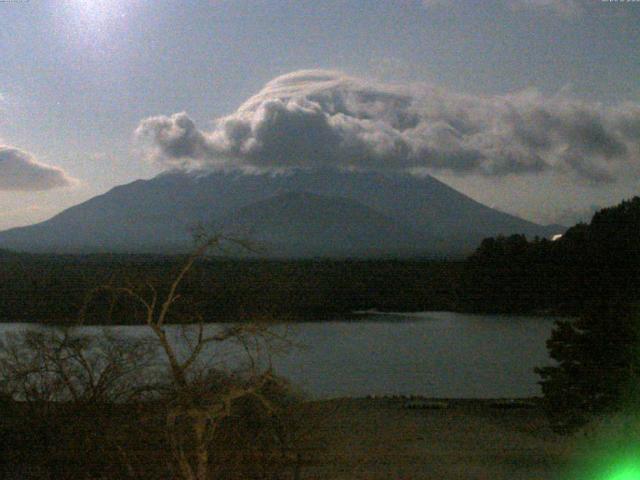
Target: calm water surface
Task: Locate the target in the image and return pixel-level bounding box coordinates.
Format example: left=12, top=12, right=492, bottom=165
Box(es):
left=0, top=312, right=560, bottom=399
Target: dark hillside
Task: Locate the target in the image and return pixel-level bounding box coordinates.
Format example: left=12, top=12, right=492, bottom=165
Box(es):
left=0, top=255, right=463, bottom=324
left=461, top=197, right=640, bottom=315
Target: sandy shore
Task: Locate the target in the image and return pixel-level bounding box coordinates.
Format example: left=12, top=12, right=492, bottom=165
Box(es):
left=296, top=397, right=574, bottom=479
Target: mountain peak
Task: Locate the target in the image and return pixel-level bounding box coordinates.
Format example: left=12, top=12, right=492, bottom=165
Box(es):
left=0, top=168, right=561, bottom=257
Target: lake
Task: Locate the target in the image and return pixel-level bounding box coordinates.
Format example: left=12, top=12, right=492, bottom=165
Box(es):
left=0, top=312, right=561, bottom=399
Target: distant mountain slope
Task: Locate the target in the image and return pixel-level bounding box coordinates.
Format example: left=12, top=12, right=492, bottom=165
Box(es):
left=218, top=191, right=432, bottom=257
left=0, top=168, right=563, bottom=256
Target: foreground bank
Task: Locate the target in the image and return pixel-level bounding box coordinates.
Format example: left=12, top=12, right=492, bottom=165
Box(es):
left=1, top=396, right=576, bottom=480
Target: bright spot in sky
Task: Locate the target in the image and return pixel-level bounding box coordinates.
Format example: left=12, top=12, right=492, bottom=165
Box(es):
left=64, top=0, right=132, bottom=34
left=552, top=234, right=563, bottom=241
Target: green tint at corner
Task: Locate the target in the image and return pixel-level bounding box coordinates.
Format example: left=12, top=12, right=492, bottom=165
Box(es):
left=607, top=462, right=640, bottom=480
left=565, top=448, right=640, bottom=480
left=561, top=412, right=640, bottom=480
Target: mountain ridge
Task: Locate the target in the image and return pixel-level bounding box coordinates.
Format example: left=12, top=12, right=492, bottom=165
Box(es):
left=0, top=168, right=564, bottom=257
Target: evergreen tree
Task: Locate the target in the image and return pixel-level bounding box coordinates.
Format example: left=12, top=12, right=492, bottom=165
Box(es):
left=534, top=197, right=640, bottom=432
left=536, top=302, right=640, bottom=433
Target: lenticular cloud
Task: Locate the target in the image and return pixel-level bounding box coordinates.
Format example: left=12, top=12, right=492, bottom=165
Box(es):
left=136, top=69, right=640, bottom=184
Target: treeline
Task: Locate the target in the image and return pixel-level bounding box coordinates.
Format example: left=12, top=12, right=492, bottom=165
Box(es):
left=0, top=255, right=463, bottom=324
left=462, top=197, right=640, bottom=316
left=1, top=197, right=638, bottom=323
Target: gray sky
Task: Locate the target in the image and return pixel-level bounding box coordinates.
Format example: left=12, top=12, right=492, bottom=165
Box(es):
left=1, top=0, right=639, bottom=230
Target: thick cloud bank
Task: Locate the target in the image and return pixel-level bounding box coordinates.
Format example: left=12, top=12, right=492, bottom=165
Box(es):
left=136, top=70, right=640, bottom=183
left=0, top=146, right=76, bottom=191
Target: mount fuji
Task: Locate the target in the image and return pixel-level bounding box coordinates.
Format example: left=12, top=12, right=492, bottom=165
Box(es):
left=0, top=168, right=563, bottom=257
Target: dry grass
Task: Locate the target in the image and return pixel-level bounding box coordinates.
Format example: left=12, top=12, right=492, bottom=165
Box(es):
left=296, top=398, right=573, bottom=480
left=1, top=397, right=577, bottom=479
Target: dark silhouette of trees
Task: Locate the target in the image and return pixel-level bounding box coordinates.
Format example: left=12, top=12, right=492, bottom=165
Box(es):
left=0, top=328, right=157, bottom=404
left=536, top=303, right=640, bottom=433
left=459, top=197, right=640, bottom=431
left=0, top=236, right=308, bottom=479
left=462, top=234, right=563, bottom=313
left=0, top=327, right=160, bottom=479
left=462, top=197, right=640, bottom=315
left=0, top=255, right=462, bottom=324
left=532, top=197, right=640, bottom=432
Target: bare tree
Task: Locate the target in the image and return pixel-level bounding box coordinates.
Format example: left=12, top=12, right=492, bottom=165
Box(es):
left=0, top=326, right=160, bottom=480
left=0, top=235, right=307, bottom=479
left=79, top=234, right=303, bottom=480
left=0, top=326, right=157, bottom=406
